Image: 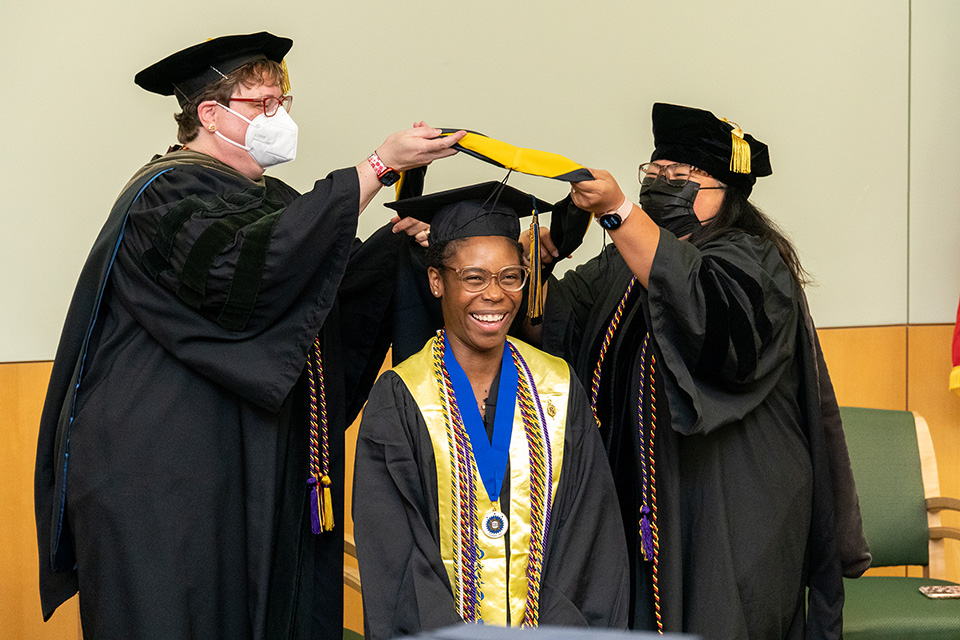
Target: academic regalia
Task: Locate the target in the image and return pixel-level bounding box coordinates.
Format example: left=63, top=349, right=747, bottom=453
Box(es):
left=353, top=337, right=629, bottom=640
left=354, top=182, right=629, bottom=640
left=541, top=104, right=869, bottom=640
left=387, top=177, right=591, bottom=365
left=34, top=148, right=399, bottom=640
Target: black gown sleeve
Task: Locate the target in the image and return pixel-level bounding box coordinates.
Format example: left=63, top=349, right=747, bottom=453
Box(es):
left=646, top=231, right=801, bottom=435
left=806, top=301, right=872, bottom=578
left=538, top=371, right=630, bottom=628
left=335, top=224, right=407, bottom=425
left=353, top=372, right=463, bottom=640
left=110, top=166, right=361, bottom=411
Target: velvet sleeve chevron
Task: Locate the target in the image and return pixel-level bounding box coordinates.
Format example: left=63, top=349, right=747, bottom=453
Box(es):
left=646, top=230, right=800, bottom=435
left=139, top=188, right=283, bottom=331
left=108, top=163, right=360, bottom=411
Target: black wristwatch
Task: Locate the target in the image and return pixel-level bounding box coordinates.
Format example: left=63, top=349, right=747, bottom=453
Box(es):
left=368, top=152, right=401, bottom=186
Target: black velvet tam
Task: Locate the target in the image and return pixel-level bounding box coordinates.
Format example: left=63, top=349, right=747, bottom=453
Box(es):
left=135, top=32, right=292, bottom=106
left=649, top=102, right=772, bottom=196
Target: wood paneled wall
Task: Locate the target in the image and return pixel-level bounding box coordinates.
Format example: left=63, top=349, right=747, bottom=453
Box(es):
left=1, top=362, right=79, bottom=639
left=6, top=325, right=960, bottom=637
left=819, top=325, right=960, bottom=580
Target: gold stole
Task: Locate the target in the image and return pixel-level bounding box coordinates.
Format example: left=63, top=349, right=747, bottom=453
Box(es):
left=394, top=336, right=568, bottom=625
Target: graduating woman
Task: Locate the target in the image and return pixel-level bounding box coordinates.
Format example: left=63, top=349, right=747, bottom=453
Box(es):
left=353, top=182, right=629, bottom=640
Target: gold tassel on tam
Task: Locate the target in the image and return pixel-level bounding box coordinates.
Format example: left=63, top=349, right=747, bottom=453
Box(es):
left=280, top=58, right=291, bottom=95
left=526, top=199, right=544, bottom=322
left=722, top=118, right=751, bottom=175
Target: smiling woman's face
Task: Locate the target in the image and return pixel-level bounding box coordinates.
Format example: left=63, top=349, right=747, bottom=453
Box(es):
left=428, top=235, right=525, bottom=358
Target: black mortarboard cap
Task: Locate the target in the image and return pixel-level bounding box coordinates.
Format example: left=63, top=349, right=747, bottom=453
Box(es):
left=385, top=181, right=552, bottom=245
left=649, top=103, right=772, bottom=197
left=134, top=32, right=292, bottom=107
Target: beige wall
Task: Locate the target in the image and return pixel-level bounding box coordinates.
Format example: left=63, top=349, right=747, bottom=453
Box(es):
left=3, top=1, right=960, bottom=361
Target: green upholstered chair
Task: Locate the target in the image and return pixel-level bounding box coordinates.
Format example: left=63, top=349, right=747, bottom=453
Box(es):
left=839, top=406, right=960, bottom=639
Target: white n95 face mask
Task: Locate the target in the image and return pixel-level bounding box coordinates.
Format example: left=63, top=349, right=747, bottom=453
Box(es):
left=215, top=102, right=298, bottom=168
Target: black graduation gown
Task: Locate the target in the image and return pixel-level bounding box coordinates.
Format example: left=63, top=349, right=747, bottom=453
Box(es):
left=352, top=358, right=630, bottom=640
left=542, top=232, right=869, bottom=640
left=34, top=150, right=400, bottom=640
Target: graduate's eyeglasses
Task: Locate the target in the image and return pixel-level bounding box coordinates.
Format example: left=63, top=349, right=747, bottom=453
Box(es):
left=638, top=162, right=708, bottom=187
left=444, top=265, right=530, bottom=293
left=229, top=95, right=294, bottom=117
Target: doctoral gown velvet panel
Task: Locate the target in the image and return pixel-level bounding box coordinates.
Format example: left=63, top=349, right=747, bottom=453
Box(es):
left=542, top=231, right=867, bottom=640
left=35, top=151, right=400, bottom=640
left=352, top=360, right=630, bottom=640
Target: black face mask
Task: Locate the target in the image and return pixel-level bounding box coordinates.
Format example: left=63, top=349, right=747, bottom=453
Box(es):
left=638, top=178, right=702, bottom=237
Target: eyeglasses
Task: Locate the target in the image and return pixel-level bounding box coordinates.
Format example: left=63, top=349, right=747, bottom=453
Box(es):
left=443, top=265, right=530, bottom=293
left=638, top=162, right=709, bottom=187
left=229, top=95, right=294, bottom=117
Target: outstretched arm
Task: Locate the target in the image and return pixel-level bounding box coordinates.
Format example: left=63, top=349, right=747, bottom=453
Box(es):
left=570, top=168, right=661, bottom=288
left=355, top=124, right=466, bottom=215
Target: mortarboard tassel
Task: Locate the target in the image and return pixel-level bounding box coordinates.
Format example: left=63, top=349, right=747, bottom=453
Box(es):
left=527, top=196, right=544, bottom=322
left=722, top=118, right=751, bottom=175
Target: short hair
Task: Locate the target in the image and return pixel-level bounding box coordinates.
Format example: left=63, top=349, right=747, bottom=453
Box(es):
left=173, top=58, right=285, bottom=144
left=424, top=237, right=525, bottom=271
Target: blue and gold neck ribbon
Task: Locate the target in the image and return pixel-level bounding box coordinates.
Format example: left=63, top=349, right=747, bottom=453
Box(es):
left=442, top=332, right=518, bottom=502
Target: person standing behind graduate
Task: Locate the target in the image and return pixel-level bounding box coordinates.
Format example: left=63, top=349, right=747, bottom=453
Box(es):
left=353, top=182, right=629, bottom=640
left=526, top=103, right=870, bottom=639
left=34, top=32, right=465, bottom=640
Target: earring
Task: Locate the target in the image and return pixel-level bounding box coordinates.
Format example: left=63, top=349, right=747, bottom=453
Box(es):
left=208, top=124, right=216, bottom=131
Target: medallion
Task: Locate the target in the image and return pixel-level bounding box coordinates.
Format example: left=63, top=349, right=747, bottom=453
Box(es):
left=482, top=509, right=508, bottom=539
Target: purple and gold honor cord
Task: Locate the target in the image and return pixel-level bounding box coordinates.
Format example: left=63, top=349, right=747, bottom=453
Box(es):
left=512, top=342, right=553, bottom=628
left=433, top=333, right=481, bottom=620
left=589, top=282, right=662, bottom=634
left=638, top=337, right=662, bottom=634
left=307, top=337, right=333, bottom=534
left=589, top=277, right=637, bottom=427
left=433, top=331, right=551, bottom=625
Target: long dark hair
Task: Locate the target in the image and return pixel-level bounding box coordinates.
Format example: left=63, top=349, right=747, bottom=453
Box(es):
left=688, top=186, right=810, bottom=288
